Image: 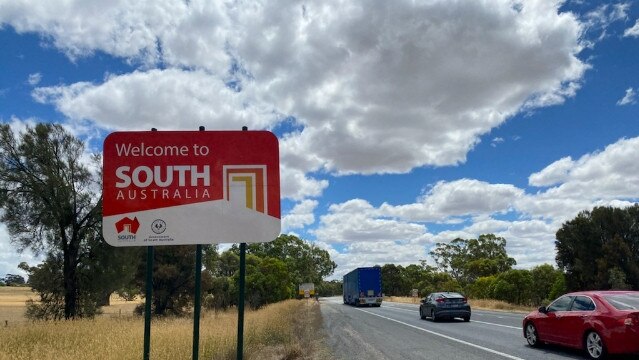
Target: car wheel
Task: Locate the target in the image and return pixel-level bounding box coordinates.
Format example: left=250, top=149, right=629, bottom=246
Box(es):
left=431, top=309, right=438, bottom=322
left=585, top=331, right=607, bottom=359
left=420, top=308, right=426, bottom=320
left=524, top=322, right=539, bottom=347
left=463, top=315, right=470, bottom=322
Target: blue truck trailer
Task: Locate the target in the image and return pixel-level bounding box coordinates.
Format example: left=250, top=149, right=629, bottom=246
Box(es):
left=343, top=267, right=383, bottom=307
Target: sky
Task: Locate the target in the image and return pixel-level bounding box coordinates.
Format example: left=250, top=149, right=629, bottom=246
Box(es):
left=1, top=0, right=638, bottom=281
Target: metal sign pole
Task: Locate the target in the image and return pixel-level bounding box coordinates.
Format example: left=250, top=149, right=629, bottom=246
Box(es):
left=143, top=245, right=154, bottom=360
left=236, top=125, right=249, bottom=360
left=192, top=125, right=206, bottom=360
left=143, top=127, right=157, bottom=360
left=237, top=242, right=246, bottom=360
left=193, top=244, right=202, bottom=359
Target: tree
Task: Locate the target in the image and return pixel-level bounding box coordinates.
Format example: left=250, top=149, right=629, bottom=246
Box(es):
left=492, top=269, right=533, bottom=305
left=202, top=234, right=337, bottom=309
left=530, top=264, right=562, bottom=305
left=135, top=245, right=213, bottom=316
left=240, top=255, right=291, bottom=309
left=381, top=264, right=406, bottom=296
left=418, top=272, right=460, bottom=296
left=316, top=280, right=342, bottom=296
left=429, top=238, right=467, bottom=282
left=466, top=276, right=497, bottom=299
left=246, top=234, right=337, bottom=287
left=548, top=272, right=566, bottom=301
left=556, top=205, right=639, bottom=291
left=0, top=124, right=105, bottom=319
left=430, top=234, right=515, bottom=284
left=3, top=273, right=26, bottom=286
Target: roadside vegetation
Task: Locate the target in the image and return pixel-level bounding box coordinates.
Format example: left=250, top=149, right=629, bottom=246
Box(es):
left=0, top=287, right=330, bottom=360
left=378, top=206, right=639, bottom=307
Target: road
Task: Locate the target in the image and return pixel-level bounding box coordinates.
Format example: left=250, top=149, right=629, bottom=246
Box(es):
left=319, top=297, right=634, bottom=360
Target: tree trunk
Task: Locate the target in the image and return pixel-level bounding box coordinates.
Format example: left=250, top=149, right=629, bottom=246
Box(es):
left=98, top=292, right=112, bottom=307
left=63, top=243, right=80, bottom=319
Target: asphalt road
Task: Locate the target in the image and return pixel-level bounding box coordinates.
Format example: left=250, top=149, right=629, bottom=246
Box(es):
left=319, top=297, right=635, bottom=360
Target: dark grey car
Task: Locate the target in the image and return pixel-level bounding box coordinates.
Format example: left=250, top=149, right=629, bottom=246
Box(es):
left=419, top=292, right=471, bottom=322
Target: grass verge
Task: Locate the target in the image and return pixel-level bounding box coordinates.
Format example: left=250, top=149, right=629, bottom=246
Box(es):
left=0, top=287, right=332, bottom=360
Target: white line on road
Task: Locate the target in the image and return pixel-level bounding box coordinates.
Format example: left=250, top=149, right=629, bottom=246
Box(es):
left=470, top=320, right=520, bottom=330
left=382, top=305, right=521, bottom=330
left=355, top=308, right=525, bottom=360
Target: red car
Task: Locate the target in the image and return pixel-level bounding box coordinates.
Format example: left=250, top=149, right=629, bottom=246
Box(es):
left=523, top=291, right=639, bottom=359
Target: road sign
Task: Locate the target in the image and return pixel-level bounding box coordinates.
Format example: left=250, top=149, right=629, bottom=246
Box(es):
left=102, top=130, right=280, bottom=246
left=299, top=283, right=315, bottom=296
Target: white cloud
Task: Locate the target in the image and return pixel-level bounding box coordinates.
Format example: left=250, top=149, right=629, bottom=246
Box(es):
left=616, top=87, right=636, bottom=105
left=529, top=156, right=574, bottom=187
left=380, top=179, right=524, bottom=222
left=282, top=199, right=318, bottom=232
left=317, top=136, right=639, bottom=273
left=279, top=166, right=328, bottom=201
left=491, top=137, right=505, bottom=147
left=0, top=0, right=228, bottom=67
left=584, top=3, right=629, bottom=28
left=3, top=0, right=586, bottom=178
left=32, top=68, right=277, bottom=131
left=27, top=72, right=41, bottom=86
left=313, top=199, right=430, bottom=244
left=624, top=19, right=639, bottom=37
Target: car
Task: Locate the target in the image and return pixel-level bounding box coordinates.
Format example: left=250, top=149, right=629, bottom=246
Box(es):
left=522, top=290, right=639, bottom=359
left=419, top=291, right=471, bottom=322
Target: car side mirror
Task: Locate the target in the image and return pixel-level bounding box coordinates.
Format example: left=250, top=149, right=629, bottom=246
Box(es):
left=538, top=306, right=547, bottom=314
left=420, top=299, right=425, bottom=304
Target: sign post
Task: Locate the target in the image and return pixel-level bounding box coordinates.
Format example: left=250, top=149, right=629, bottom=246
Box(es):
left=102, top=129, right=280, bottom=360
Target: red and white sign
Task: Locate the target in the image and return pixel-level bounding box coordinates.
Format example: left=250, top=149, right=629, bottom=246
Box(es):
left=102, top=130, right=280, bottom=246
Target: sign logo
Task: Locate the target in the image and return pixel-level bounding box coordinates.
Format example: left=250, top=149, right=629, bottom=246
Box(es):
left=115, top=216, right=139, bottom=241
left=115, top=217, right=140, bottom=234
left=223, top=165, right=268, bottom=213
left=151, top=219, right=167, bottom=234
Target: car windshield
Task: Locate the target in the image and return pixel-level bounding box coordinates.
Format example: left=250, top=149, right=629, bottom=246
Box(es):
left=440, top=292, right=464, bottom=298
left=603, top=293, right=639, bottom=310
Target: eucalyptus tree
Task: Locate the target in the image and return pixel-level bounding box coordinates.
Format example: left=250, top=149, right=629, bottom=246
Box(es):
left=0, top=123, right=111, bottom=318
left=556, top=205, right=639, bottom=291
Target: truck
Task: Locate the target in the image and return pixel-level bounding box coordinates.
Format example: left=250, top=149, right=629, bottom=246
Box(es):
left=343, top=267, right=383, bottom=307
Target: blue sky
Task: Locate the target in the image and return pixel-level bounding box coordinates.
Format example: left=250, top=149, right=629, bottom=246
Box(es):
left=1, top=0, right=639, bottom=280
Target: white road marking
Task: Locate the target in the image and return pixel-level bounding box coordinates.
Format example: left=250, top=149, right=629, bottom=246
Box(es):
left=470, top=320, right=521, bottom=330
left=355, top=308, right=525, bottom=360
left=381, top=305, right=521, bottom=330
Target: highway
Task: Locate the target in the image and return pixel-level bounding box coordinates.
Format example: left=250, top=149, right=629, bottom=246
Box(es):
left=319, top=297, right=634, bottom=360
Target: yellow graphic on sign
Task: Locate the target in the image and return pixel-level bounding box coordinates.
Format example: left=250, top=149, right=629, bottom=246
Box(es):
left=223, top=165, right=267, bottom=214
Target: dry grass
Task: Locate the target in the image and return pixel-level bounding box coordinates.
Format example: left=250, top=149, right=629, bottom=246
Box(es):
left=386, top=296, right=534, bottom=313
left=466, top=298, right=534, bottom=313
left=0, top=287, right=39, bottom=325
left=0, top=287, right=331, bottom=360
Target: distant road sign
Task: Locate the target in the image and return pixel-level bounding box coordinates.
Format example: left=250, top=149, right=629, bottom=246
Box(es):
left=299, top=283, right=315, bottom=296
left=102, top=130, right=280, bottom=246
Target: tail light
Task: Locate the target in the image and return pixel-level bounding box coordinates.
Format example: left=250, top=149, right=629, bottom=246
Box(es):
left=436, top=298, right=445, bottom=303
left=462, top=297, right=467, bottom=303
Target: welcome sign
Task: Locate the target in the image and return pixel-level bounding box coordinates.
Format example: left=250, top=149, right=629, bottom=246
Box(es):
left=102, top=130, right=281, bottom=246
